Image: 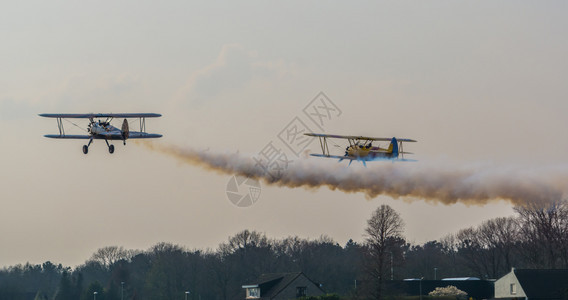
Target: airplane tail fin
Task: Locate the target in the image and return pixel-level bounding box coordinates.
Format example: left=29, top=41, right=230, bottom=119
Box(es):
left=389, top=137, right=399, bottom=158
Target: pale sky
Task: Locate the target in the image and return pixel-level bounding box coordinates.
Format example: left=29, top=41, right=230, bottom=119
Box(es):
left=1, top=1, right=568, bottom=267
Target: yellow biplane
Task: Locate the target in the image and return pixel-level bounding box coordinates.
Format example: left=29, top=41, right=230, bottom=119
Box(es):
left=305, top=133, right=417, bottom=166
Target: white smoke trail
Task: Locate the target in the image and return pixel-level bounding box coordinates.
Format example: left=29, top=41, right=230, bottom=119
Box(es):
left=140, top=142, right=567, bottom=206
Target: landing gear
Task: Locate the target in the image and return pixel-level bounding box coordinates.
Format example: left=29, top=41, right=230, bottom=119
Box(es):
left=82, top=138, right=93, bottom=155
left=81, top=139, right=115, bottom=154
left=105, top=139, right=114, bottom=154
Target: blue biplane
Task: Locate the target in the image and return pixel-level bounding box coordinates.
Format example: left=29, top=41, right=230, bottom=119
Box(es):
left=39, top=113, right=162, bottom=154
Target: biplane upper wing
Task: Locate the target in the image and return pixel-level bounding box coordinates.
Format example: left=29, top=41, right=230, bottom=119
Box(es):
left=305, top=133, right=416, bottom=142
left=39, top=113, right=161, bottom=118
left=44, top=132, right=162, bottom=140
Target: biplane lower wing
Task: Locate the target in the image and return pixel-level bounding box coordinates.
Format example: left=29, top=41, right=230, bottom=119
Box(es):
left=44, top=134, right=91, bottom=139
left=309, top=153, right=365, bottom=166
left=371, top=150, right=414, bottom=155
left=126, top=132, right=163, bottom=139
left=310, top=153, right=416, bottom=162
left=310, top=154, right=350, bottom=160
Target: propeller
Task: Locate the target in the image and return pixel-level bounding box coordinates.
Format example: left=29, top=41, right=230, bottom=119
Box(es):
left=121, top=118, right=129, bottom=144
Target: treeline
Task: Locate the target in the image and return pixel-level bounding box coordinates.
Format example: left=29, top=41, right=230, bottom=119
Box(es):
left=1, top=200, right=567, bottom=300
left=0, top=234, right=362, bottom=300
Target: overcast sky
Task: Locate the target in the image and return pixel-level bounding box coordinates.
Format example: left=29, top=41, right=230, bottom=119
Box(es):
left=1, top=1, right=567, bottom=267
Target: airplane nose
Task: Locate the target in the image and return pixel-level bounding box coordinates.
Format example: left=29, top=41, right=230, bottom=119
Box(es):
left=121, top=118, right=130, bottom=140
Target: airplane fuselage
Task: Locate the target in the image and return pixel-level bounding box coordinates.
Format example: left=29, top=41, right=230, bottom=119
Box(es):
left=90, top=122, right=118, bottom=135
left=87, top=121, right=127, bottom=140
left=345, top=145, right=394, bottom=160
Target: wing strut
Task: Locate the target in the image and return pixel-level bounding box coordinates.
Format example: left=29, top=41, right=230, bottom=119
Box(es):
left=318, top=136, right=330, bottom=156
left=140, top=117, right=146, bottom=133
left=57, top=118, right=65, bottom=136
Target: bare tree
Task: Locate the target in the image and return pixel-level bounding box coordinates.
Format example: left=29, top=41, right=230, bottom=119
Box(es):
left=477, top=217, right=520, bottom=276
left=364, top=204, right=405, bottom=300
left=88, top=246, right=131, bottom=270
left=514, top=199, right=568, bottom=268
left=451, top=217, right=521, bottom=279
left=216, top=230, right=274, bottom=299
left=439, top=233, right=461, bottom=276
left=144, top=243, right=192, bottom=300
left=456, top=227, right=486, bottom=277
left=218, top=229, right=269, bottom=256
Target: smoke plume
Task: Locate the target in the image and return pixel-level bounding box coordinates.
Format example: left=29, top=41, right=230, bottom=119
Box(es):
left=140, top=142, right=567, bottom=206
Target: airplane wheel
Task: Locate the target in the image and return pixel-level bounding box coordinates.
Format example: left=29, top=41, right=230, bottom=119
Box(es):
left=109, top=145, right=115, bottom=154
left=82, top=145, right=88, bottom=154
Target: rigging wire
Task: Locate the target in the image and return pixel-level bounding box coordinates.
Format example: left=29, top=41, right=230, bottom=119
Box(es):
left=331, top=140, right=342, bottom=148
left=63, top=118, right=88, bottom=133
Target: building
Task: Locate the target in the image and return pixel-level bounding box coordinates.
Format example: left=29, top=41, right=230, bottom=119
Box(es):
left=242, top=272, right=325, bottom=299
left=494, top=268, right=568, bottom=300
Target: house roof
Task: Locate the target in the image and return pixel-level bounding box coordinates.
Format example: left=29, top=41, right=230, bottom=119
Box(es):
left=441, top=277, right=480, bottom=281
left=514, top=269, right=568, bottom=299
left=244, top=272, right=324, bottom=299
